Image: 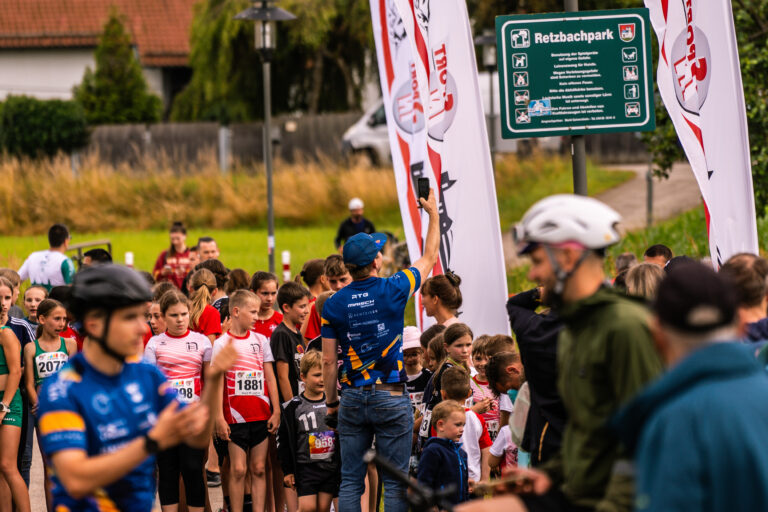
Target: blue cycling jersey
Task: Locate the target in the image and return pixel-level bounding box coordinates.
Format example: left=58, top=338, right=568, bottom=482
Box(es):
left=37, top=352, right=177, bottom=512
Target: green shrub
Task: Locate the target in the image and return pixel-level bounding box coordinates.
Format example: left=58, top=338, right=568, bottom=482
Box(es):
left=0, top=96, right=89, bottom=158
left=73, top=8, right=162, bottom=124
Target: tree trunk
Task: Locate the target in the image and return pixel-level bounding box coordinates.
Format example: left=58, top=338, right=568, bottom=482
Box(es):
left=307, top=47, right=325, bottom=114
left=333, top=54, right=358, bottom=110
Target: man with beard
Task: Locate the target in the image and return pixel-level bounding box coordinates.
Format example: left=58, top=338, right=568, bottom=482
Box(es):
left=476, top=195, right=662, bottom=512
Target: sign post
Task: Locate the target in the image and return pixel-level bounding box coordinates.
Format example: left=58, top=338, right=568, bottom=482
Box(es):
left=496, top=7, right=655, bottom=193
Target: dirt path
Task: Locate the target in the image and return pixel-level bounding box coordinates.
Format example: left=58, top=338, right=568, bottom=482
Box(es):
left=501, top=161, right=702, bottom=268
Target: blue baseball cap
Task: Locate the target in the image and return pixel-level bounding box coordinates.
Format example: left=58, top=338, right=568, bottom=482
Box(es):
left=343, top=232, right=388, bottom=266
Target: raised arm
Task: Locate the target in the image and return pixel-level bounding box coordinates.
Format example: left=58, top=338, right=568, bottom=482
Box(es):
left=411, top=189, right=440, bottom=280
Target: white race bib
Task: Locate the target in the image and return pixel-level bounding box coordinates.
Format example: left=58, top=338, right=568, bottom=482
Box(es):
left=170, top=378, right=196, bottom=403
left=235, top=370, right=264, bottom=396
left=487, top=420, right=500, bottom=441
left=419, top=408, right=432, bottom=438
left=35, top=352, right=69, bottom=380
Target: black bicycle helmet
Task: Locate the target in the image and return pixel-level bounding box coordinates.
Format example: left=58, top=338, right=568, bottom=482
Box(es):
left=66, top=264, right=152, bottom=361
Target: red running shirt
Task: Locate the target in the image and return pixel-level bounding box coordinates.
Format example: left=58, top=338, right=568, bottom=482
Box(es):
left=144, top=330, right=212, bottom=402
left=304, top=300, right=321, bottom=341
left=191, top=304, right=222, bottom=338
left=213, top=331, right=275, bottom=424
left=252, top=311, right=283, bottom=340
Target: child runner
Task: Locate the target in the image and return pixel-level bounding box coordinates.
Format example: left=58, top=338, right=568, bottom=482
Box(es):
left=470, top=337, right=500, bottom=441
left=488, top=425, right=518, bottom=474
left=440, top=367, right=492, bottom=483
left=188, top=268, right=223, bottom=343
left=278, top=350, right=340, bottom=512
left=298, top=259, right=329, bottom=343
left=249, top=272, right=290, bottom=512
left=23, top=285, right=48, bottom=327
left=271, top=282, right=311, bottom=404
left=144, top=290, right=213, bottom=512
left=153, top=221, right=192, bottom=289
left=424, top=334, right=446, bottom=374
left=417, top=400, right=470, bottom=506
left=213, top=290, right=280, bottom=512
left=419, top=323, right=473, bottom=444
left=403, top=326, right=430, bottom=478
left=0, top=296, right=30, bottom=512
left=0, top=269, right=25, bottom=319
left=23, top=299, right=77, bottom=512
left=250, top=272, right=282, bottom=340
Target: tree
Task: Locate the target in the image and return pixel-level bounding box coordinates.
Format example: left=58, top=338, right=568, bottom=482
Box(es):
left=73, top=8, right=162, bottom=124
left=171, top=0, right=371, bottom=122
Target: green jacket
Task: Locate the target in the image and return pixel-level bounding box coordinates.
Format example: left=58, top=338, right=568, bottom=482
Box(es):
left=543, top=287, right=662, bottom=512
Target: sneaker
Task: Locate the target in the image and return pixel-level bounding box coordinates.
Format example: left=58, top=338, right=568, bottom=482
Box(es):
left=206, top=469, right=221, bottom=487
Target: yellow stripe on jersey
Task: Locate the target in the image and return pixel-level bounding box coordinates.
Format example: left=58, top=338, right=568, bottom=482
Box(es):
left=348, top=346, right=362, bottom=370
left=39, top=411, right=86, bottom=435
left=58, top=369, right=82, bottom=383
left=381, top=335, right=400, bottom=357
left=321, top=317, right=330, bottom=326
left=403, top=269, right=416, bottom=295
left=94, top=489, right=120, bottom=512
left=55, top=505, right=71, bottom=512
left=361, top=369, right=370, bottom=381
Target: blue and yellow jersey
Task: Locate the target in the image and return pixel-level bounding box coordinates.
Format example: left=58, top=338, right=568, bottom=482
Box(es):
left=37, top=352, right=177, bottom=512
left=321, top=267, right=420, bottom=387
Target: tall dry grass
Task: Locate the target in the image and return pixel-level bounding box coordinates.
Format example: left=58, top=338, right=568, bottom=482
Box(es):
left=0, top=151, right=399, bottom=235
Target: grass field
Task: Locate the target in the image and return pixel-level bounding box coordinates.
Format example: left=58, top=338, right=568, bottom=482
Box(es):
left=0, top=154, right=633, bottom=274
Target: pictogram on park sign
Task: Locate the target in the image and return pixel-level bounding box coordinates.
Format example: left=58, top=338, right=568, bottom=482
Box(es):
left=496, top=8, right=655, bottom=139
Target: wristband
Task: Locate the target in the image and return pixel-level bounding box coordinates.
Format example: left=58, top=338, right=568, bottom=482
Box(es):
left=143, top=434, right=160, bottom=455
left=325, top=400, right=340, bottom=409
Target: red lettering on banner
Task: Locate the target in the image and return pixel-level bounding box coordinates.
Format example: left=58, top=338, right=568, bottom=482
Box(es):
left=379, top=0, right=394, bottom=91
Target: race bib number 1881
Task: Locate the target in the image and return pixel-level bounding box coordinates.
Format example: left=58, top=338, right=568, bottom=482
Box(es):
left=235, top=371, right=264, bottom=396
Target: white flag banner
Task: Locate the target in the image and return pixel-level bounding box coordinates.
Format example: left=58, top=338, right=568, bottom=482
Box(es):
left=369, top=0, right=510, bottom=334
left=645, top=0, right=758, bottom=265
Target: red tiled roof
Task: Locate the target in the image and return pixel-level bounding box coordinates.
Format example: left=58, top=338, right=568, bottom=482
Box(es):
left=0, top=0, right=198, bottom=67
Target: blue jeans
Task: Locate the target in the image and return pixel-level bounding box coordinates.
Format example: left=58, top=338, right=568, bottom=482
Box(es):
left=338, top=386, right=413, bottom=512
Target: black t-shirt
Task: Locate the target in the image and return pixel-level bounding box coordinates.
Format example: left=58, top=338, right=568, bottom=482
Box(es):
left=406, top=369, right=432, bottom=415
left=270, top=323, right=304, bottom=403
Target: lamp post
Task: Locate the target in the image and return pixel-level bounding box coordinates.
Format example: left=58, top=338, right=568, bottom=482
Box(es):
left=235, top=0, right=295, bottom=274
left=474, top=30, right=497, bottom=172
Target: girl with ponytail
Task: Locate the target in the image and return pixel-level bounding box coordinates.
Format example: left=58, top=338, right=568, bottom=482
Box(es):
left=188, top=268, right=222, bottom=342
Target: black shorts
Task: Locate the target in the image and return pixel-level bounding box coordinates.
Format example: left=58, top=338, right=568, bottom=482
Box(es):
left=295, top=463, right=340, bottom=497
left=214, top=436, right=229, bottom=465
left=229, top=421, right=269, bottom=452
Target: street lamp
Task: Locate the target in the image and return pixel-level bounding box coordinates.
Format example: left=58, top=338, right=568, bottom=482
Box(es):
left=474, top=30, right=497, bottom=171
left=235, top=0, right=295, bottom=274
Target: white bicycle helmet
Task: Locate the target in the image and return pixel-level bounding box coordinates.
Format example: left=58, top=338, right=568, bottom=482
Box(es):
left=514, top=194, right=622, bottom=252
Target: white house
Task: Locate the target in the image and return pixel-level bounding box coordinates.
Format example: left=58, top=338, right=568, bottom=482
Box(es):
left=0, top=0, right=196, bottom=109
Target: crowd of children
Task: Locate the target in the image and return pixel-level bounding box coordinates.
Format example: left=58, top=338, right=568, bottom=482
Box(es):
left=0, top=222, right=526, bottom=512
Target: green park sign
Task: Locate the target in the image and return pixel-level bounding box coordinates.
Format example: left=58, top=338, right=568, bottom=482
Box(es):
left=495, top=8, right=655, bottom=139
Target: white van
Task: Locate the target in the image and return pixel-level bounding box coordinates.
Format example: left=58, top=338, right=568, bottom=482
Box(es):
left=341, top=71, right=562, bottom=165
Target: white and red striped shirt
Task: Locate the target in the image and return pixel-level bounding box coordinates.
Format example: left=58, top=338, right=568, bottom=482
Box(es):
left=144, top=330, right=212, bottom=403
left=212, top=331, right=274, bottom=424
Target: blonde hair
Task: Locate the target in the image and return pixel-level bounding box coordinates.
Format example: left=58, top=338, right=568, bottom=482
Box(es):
left=300, top=349, right=323, bottom=375
left=626, top=262, right=665, bottom=300
left=432, top=400, right=465, bottom=427
left=189, top=268, right=216, bottom=327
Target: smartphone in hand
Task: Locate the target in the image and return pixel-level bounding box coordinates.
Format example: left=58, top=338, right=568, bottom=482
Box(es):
left=417, top=178, right=430, bottom=207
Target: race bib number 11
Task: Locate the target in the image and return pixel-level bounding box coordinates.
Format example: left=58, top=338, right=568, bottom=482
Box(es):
left=235, top=371, right=264, bottom=396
